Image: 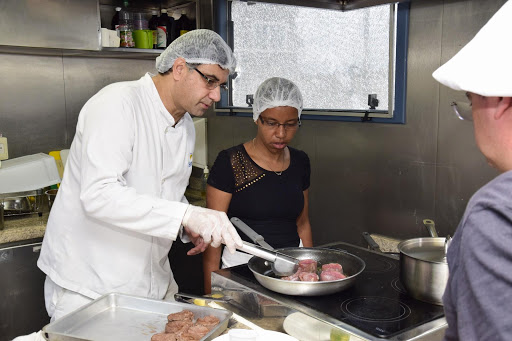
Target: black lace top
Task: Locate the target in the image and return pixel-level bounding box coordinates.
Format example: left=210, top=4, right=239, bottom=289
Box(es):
left=207, top=144, right=310, bottom=248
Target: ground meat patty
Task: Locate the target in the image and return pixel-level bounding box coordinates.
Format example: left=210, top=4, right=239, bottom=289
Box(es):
left=281, top=270, right=302, bottom=281
left=321, top=263, right=343, bottom=273
left=298, top=259, right=317, bottom=272
left=299, top=272, right=319, bottom=282
left=165, top=320, right=194, bottom=334
left=181, top=325, right=210, bottom=340
left=196, top=315, right=220, bottom=330
left=320, top=270, right=346, bottom=281
left=168, top=310, right=194, bottom=322
left=151, top=333, right=177, bottom=341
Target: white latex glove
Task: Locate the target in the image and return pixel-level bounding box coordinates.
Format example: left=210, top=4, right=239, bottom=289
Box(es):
left=181, top=205, right=243, bottom=253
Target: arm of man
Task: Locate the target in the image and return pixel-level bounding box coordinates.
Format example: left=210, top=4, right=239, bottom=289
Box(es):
left=297, top=189, right=313, bottom=247
left=203, top=185, right=232, bottom=294
left=76, top=89, right=188, bottom=241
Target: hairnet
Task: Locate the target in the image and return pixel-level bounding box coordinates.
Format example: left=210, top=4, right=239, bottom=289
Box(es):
left=252, top=77, right=303, bottom=121
left=155, top=29, right=236, bottom=75
left=432, top=1, right=512, bottom=97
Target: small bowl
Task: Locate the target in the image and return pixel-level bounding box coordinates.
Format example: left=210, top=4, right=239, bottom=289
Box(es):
left=2, top=197, right=32, bottom=212
left=45, top=189, right=58, bottom=210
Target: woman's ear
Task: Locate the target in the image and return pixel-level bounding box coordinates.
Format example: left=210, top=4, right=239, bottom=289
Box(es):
left=494, top=97, right=512, bottom=120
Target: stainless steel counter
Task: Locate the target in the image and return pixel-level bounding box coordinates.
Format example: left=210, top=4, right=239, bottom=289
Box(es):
left=0, top=213, right=48, bottom=245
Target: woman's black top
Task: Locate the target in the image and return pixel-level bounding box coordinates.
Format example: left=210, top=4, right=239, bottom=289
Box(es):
left=207, top=144, right=311, bottom=248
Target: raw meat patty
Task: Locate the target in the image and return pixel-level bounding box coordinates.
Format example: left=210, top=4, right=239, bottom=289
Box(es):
left=151, top=333, right=177, bottom=341
left=320, top=270, right=346, bottom=281
left=168, top=310, right=194, bottom=322
left=181, top=324, right=210, bottom=340
left=298, top=259, right=317, bottom=272
left=299, top=272, right=319, bottom=282
left=196, top=315, right=220, bottom=330
left=165, top=320, right=194, bottom=334
left=321, top=263, right=343, bottom=273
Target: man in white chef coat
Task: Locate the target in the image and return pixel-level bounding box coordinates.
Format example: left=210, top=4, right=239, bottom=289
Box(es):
left=432, top=1, right=512, bottom=340
left=37, top=29, right=243, bottom=322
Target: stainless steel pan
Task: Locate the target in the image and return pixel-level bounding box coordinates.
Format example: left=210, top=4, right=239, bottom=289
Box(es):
left=248, top=247, right=366, bottom=296
left=230, top=217, right=366, bottom=296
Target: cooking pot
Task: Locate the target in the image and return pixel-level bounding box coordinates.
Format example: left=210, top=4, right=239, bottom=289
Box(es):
left=231, top=217, right=366, bottom=296
left=397, top=219, right=451, bottom=306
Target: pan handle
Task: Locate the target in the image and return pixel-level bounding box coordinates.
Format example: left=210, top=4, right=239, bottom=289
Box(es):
left=362, top=232, right=381, bottom=251
left=423, top=219, right=439, bottom=237
left=230, top=217, right=274, bottom=250
left=174, top=292, right=231, bottom=303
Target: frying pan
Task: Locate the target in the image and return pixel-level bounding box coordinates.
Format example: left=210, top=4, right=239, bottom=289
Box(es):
left=231, top=217, right=366, bottom=296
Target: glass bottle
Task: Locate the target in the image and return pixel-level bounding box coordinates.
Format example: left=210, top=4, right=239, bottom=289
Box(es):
left=157, top=9, right=169, bottom=49
left=148, top=10, right=159, bottom=49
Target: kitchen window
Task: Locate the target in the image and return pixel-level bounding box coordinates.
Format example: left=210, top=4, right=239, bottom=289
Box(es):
left=215, top=0, right=409, bottom=123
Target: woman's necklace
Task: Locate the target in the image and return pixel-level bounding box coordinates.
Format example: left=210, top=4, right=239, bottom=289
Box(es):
left=252, top=138, right=285, bottom=176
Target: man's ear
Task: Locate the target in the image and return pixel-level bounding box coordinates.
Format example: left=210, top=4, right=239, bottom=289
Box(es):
left=494, top=97, right=512, bottom=120
left=172, top=58, right=188, bottom=80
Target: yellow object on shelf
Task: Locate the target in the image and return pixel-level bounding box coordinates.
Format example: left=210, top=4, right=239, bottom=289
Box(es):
left=49, top=151, right=64, bottom=183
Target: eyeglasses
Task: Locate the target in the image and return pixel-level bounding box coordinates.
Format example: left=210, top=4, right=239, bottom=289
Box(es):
left=189, top=66, right=228, bottom=91
left=450, top=101, right=473, bottom=121
left=259, top=116, right=301, bottom=130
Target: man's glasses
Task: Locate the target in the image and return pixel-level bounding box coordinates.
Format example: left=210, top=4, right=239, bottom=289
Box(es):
left=450, top=101, right=473, bottom=121
left=189, top=65, right=228, bottom=91
left=259, top=116, right=301, bottom=130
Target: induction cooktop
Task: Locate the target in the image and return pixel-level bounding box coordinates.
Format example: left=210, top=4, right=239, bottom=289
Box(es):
left=219, top=242, right=446, bottom=339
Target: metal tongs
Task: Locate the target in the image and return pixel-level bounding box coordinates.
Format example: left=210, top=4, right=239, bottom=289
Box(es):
left=231, top=217, right=299, bottom=276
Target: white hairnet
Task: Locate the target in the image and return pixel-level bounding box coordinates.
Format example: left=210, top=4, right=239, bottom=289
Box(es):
left=432, top=1, right=512, bottom=97
left=253, top=77, right=303, bottom=121
left=156, top=29, right=236, bottom=75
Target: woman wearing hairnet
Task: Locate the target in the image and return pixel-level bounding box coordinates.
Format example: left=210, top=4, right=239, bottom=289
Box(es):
left=432, top=1, right=512, bottom=340
left=203, top=77, right=313, bottom=293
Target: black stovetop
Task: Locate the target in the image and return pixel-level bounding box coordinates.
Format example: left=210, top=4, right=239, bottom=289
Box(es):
left=227, top=243, right=445, bottom=339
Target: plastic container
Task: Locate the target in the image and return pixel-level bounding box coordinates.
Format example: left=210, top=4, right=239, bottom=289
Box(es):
left=148, top=10, right=158, bottom=49
left=133, top=12, right=148, bottom=30
left=119, top=11, right=134, bottom=48
left=0, top=153, right=61, bottom=194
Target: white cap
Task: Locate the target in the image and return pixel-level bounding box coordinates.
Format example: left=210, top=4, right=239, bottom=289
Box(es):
left=253, top=77, right=303, bottom=121
left=156, top=29, right=236, bottom=75
left=432, top=1, right=512, bottom=97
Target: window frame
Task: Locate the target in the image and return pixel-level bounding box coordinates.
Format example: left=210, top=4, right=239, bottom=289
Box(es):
left=214, top=0, right=410, bottom=124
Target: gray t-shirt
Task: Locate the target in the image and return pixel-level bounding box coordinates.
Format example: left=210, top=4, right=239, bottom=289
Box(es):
left=443, top=170, right=512, bottom=340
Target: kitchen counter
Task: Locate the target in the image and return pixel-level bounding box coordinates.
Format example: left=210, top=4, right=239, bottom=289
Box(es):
left=0, top=213, right=48, bottom=245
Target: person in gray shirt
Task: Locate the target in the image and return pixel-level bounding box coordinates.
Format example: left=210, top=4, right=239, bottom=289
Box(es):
left=432, top=1, right=512, bottom=340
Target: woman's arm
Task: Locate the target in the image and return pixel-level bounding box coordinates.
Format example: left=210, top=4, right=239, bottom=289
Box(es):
left=203, top=185, right=233, bottom=294
left=296, top=189, right=313, bottom=247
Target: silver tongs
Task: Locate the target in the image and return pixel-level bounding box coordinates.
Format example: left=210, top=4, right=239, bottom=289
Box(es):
left=230, top=217, right=299, bottom=276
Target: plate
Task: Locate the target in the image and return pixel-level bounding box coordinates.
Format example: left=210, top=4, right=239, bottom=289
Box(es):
left=283, top=313, right=331, bottom=341
left=212, top=329, right=298, bottom=341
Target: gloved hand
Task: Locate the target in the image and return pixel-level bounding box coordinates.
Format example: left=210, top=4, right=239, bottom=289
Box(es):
left=182, top=205, right=243, bottom=253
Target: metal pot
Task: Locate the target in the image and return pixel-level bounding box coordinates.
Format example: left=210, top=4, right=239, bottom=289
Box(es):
left=248, top=247, right=366, bottom=296
left=397, top=220, right=450, bottom=306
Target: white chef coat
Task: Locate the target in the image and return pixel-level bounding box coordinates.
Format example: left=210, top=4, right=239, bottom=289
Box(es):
left=38, top=73, right=194, bottom=301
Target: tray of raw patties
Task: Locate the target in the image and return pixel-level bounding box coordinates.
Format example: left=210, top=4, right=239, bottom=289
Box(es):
left=42, top=293, right=232, bottom=341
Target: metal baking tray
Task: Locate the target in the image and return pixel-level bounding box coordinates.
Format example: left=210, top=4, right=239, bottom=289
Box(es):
left=42, top=293, right=232, bottom=341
